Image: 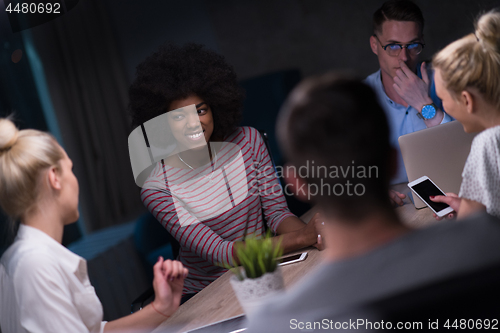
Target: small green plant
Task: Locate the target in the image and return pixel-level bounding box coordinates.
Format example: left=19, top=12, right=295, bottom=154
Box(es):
left=227, top=231, right=283, bottom=281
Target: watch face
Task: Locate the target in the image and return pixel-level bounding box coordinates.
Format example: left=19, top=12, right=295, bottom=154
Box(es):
left=422, top=104, right=436, bottom=120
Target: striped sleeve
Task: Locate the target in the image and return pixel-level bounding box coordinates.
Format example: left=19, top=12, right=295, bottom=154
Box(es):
left=248, top=127, right=295, bottom=232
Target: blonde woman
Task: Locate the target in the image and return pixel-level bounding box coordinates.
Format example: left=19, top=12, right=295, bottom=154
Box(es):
left=0, top=118, right=187, bottom=332
left=431, top=10, right=500, bottom=219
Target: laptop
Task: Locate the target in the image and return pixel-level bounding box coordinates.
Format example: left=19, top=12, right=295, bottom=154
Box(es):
left=398, top=121, right=477, bottom=209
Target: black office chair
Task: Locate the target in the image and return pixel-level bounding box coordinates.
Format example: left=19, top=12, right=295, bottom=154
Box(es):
left=258, top=129, right=280, bottom=234
left=258, top=130, right=278, bottom=176
left=130, top=219, right=180, bottom=312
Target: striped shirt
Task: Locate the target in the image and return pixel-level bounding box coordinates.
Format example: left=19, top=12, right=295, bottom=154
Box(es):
left=141, top=127, right=295, bottom=294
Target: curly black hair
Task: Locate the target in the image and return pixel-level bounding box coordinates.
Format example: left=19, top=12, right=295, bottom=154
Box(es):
left=128, top=43, right=244, bottom=140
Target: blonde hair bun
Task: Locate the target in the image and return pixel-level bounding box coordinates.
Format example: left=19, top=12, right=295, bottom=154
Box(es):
left=0, top=117, right=64, bottom=220
left=0, top=118, right=19, bottom=151
left=475, top=10, right=500, bottom=53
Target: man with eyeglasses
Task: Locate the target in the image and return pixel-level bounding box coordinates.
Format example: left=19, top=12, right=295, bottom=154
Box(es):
left=365, top=0, right=452, bottom=205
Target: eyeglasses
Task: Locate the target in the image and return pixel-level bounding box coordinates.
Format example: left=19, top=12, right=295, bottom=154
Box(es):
left=373, top=35, right=425, bottom=57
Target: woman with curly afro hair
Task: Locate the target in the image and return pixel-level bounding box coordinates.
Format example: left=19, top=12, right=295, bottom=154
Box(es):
left=129, top=43, right=321, bottom=299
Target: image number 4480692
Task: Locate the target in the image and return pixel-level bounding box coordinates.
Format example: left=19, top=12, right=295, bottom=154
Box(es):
left=4, top=1, right=79, bottom=33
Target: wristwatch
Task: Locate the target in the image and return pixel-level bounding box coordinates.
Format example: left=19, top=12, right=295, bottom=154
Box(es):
left=420, top=103, right=437, bottom=120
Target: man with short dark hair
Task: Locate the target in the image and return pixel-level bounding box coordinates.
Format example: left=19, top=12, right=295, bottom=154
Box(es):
left=245, top=74, right=500, bottom=333
left=365, top=0, right=452, bottom=204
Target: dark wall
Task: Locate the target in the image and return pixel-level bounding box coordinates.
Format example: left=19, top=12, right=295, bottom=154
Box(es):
left=104, top=0, right=500, bottom=82
left=103, top=0, right=219, bottom=82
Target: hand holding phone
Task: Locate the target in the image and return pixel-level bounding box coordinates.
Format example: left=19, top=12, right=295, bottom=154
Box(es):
left=429, top=193, right=460, bottom=220
left=408, top=176, right=454, bottom=217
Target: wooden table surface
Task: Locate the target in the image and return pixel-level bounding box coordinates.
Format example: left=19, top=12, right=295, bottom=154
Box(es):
left=155, top=185, right=438, bottom=333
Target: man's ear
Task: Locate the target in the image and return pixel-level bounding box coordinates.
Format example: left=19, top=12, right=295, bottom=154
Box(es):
left=461, top=90, right=475, bottom=115
left=370, top=35, right=378, bottom=55
left=47, top=166, right=62, bottom=191
left=283, top=165, right=309, bottom=202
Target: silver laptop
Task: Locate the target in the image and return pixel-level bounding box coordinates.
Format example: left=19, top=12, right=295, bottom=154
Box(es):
left=398, top=121, right=477, bottom=209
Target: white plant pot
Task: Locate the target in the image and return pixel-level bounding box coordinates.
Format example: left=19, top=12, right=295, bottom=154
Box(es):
left=229, top=267, right=285, bottom=315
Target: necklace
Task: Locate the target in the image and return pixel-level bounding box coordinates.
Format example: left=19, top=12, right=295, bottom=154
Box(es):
left=178, top=145, right=218, bottom=181
left=178, top=154, right=194, bottom=170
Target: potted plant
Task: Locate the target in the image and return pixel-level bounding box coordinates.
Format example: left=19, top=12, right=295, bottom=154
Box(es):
left=227, top=233, right=285, bottom=314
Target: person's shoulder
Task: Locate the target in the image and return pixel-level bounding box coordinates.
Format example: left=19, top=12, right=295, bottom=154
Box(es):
left=246, top=289, right=305, bottom=332
left=226, top=126, right=261, bottom=143
left=470, top=125, right=500, bottom=153
left=141, top=160, right=176, bottom=195
left=231, top=126, right=259, bottom=137
left=476, top=125, right=500, bottom=141
left=363, top=70, right=381, bottom=87
left=407, top=212, right=500, bottom=260
left=246, top=265, right=344, bottom=332
left=447, top=213, right=500, bottom=255
left=247, top=264, right=336, bottom=330
left=2, top=240, right=60, bottom=281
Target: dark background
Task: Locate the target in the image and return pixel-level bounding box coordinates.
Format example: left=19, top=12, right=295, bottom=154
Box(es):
left=104, top=0, right=498, bottom=82
left=1, top=0, right=499, bottom=242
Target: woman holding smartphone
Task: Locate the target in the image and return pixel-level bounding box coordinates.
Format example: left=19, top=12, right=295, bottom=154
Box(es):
left=0, top=118, right=187, bottom=332
left=430, top=10, right=500, bottom=219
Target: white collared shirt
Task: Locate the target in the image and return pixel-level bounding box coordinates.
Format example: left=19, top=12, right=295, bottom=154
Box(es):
left=0, top=224, right=106, bottom=333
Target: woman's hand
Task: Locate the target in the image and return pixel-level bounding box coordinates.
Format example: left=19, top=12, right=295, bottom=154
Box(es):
left=305, top=213, right=325, bottom=251
left=151, top=257, right=188, bottom=318
left=429, top=192, right=460, bottom=220
left=104, top=258, right=189, bottom=332
left=273, top=213, right=325, bottom=254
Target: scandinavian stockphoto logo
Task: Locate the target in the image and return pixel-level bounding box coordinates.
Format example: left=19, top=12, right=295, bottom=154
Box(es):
left=252, top=160, right=379, bottom=201
left=4, top=0, right=79, bottom=33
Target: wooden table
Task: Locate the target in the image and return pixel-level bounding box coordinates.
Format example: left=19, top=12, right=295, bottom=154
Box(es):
left=156, top=247, right=321, bottom=333
left=155, top=187, right=438, bottom=332
left=390, top=183, right=441, bottom=228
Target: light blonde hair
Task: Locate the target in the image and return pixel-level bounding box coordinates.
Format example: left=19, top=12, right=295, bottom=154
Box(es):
left=433, top=10, right=500, bottom=109
left=0, top=118, right=63, bottom=220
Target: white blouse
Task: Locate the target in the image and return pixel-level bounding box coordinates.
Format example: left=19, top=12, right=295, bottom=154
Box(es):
left=459, top=125, right=500, bottom=218
left=0, top=225, right=106, bottom=333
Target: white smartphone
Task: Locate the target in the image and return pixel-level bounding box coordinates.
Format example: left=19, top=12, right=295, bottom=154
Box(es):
left=407, top=176, right=454, bottom=217
left=277, top=252, right=308, bottom=266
